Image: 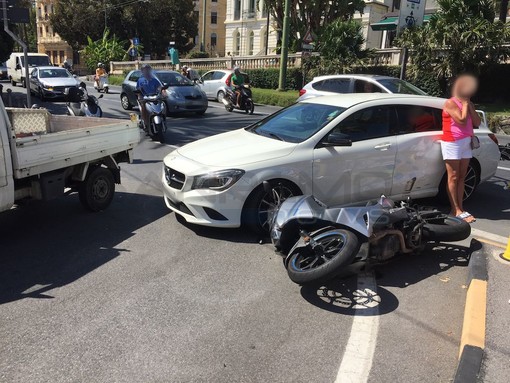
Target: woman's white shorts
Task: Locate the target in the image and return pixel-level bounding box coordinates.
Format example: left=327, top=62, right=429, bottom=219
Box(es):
left=440, top=137, right=472, bottom=160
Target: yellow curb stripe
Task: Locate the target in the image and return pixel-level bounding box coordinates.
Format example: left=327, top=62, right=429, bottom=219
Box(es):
left=475, top=238, right=507, bottom=250
left=459, top=279, right=487, bottom=358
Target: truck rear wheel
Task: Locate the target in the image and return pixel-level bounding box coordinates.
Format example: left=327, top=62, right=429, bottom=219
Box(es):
left=79, top=167, right=115, bottom=212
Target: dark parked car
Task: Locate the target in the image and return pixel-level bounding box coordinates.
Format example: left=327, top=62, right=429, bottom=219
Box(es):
left=1, top=62, right=8, bottom=80
left=120, top=70, right=208, bottom=115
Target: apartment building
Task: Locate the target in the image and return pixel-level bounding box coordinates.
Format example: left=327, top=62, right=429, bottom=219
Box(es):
left=193, top=0, right=227, bottom=57
left=224, top=0, right=276, bottom=56
left=35, top=0, right=74, bottom=66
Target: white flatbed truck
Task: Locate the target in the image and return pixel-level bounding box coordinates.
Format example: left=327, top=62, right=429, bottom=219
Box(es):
left=0, top=97, right=140, bottom=213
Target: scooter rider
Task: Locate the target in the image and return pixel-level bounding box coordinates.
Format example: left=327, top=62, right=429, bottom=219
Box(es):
left=95, top=63, right=106, bottom=88
left=231, top=66, right=245, bottom=108
left=136, top=64, right=165, bottom=130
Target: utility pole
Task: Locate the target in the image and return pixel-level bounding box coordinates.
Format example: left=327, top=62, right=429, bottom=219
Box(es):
left=201, top=0, right=206, bottom=52
left=278, top=0, right=290, bottom=90
left=2, top=0, right=31, bottom=107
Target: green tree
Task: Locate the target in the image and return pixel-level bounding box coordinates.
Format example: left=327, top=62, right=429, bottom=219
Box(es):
left=81, top=29, right=127, bottom=71
left=397, top=0, right=510, bottom=78
left=316, top=19, right=371, bottom=74
left=262, top=0, right=365, bottom=49
left=51, top=0, right=197, bottom=56
left=0, top=30, right=15, bottom=63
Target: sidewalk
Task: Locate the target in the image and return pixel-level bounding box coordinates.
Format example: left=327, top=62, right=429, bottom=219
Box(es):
left=478, top=242, right=510, bottom=382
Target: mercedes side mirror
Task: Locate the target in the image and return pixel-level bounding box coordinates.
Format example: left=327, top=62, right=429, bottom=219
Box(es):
left=321, top=133, right=352, bottom=148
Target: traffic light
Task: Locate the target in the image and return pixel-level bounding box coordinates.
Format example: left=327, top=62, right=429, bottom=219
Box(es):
left=1, top=0, right=30, bottom=24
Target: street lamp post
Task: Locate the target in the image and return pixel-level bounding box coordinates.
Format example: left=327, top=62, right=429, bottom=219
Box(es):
left=201, top=0, right=207, bottom=52
left=278, top=0, right=290, bottom=90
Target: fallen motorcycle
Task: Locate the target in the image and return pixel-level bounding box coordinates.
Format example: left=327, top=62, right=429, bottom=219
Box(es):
left=268, top=187, right=471, bottom=285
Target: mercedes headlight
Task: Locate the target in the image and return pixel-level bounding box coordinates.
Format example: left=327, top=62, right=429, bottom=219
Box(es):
left=192, top=169, right=245, bottom=191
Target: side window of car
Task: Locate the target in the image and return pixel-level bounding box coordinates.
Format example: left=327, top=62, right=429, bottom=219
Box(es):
left=313, top=79, right=350, bottom=93
left=202, top=71, right=215, bottom=81
left=212, top=71, right=225, bottom=80
left=395, top=105, right=442, bottom=134
left=329, top=106, right=395, bottom=142
left=353, top=80, right=382, bottom=93
left=128, top=71, right=141, bottom=82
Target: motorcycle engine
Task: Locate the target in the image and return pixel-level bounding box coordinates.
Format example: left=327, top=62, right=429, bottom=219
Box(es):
left=370, top=235, right=400, bottom=261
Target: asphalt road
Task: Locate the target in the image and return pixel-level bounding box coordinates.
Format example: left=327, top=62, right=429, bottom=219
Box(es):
left=0, top=82, right=508, bottom=383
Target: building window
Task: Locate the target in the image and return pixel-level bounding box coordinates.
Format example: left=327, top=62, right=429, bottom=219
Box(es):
left=235, top=31, right=241, bottom=55
left=39, top=27, right=43, bottom=38
left=211, top=11, right=217, bottom=24
left=261, top=29, right=267, bottom=52
left=212, top=0, right=217, bottom=2
left=248, top=31, right=254, bottom=55
left=248, top=0, right=256, bottom=15
left=211, top=33, right=217, bottom=48
left=45, top=26, right=49, bottom=35
left=261, top=1, right=268, bottom=17
left=234, top=0, right=241, bottom=20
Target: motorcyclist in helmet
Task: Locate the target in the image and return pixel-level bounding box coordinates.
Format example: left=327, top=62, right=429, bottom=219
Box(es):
left=95, top=62, right=106, bottom=89
left=181, top=65, right=189, bottom=79
left=231, top=66, right=245, bottom=108
left=136, top=64, right=165, bottom=130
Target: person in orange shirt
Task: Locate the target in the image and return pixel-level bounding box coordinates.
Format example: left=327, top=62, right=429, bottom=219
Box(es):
left=94, top=63, right=106, bottom=88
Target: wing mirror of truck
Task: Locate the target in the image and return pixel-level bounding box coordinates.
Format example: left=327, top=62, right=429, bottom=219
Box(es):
left=15, top=64, right=21, bottom=70
left=320, top=132, right=352, bottom=148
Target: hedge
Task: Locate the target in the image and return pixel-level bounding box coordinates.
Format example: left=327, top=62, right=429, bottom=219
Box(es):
left=243, top=68, right=303, bottom=91
left=251, top=88, right=299, bottom=107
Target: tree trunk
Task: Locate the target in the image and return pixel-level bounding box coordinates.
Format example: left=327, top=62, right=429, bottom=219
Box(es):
left=500, top=0, right=509, bottom=23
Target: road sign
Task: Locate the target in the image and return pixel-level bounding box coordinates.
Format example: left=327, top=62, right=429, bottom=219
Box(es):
left=6, top=7, right=29, bottom=23
left=301, top=43, right=314, bottom=51
left=397, top=0, right=425, bottom=33
left=302, top=28, right=313, bottom=44
left=133, top=37, right=140, bottom=46
left=129, top=47, right=137, bottom=57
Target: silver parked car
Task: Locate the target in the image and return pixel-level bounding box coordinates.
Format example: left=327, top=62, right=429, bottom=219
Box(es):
left=29, top=66, right=79, bottom=101
left=121, top=70, right=208, bottom=115
left=297, top=74, right=427, bottom=101
left=199, top=69, right=233, bottom=102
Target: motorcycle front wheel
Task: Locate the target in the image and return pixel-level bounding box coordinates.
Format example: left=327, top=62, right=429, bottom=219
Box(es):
left=286, top=229, right=360, bottom=285
left=245, top=99, right=254, bottom=115
left=151, top=123, right=165, bottom=144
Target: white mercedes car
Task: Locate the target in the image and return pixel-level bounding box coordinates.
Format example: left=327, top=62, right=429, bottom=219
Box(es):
left=162, top=94, right=500, bottom=231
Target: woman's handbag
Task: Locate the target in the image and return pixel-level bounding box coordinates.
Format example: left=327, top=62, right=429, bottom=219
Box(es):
left=471, top=136, right=481, bottom=150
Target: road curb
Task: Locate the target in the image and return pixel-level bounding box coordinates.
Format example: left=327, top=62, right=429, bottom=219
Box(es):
left=453, top=239, right=488, bottom=383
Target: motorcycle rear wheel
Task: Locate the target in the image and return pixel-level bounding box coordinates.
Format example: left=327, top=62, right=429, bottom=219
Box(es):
left=422, top=215, right=471, bottom=242
left=286, top=229, right=360, bottom=285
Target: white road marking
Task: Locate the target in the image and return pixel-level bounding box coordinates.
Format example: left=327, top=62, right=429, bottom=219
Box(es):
left=335, top=271, right=379, bottom=383
left=497, top=166, right=510, bottom=172
left=471, top=228, right=508, bottom=246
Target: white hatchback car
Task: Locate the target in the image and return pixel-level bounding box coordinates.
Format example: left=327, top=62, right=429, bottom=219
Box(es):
left=298, top=74, right=427, bottom=102
left=162, top=94, right=499, bottom=231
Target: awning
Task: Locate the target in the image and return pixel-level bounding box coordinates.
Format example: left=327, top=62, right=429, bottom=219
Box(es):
left=371, top=16, right=398, bottom=31
left=370, top=14, right=432, bottom=31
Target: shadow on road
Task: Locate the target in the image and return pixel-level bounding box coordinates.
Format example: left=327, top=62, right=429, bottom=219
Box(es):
left=300, top=241, right=475, bottom=316
left=0, top=192, right=168, bottom=305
